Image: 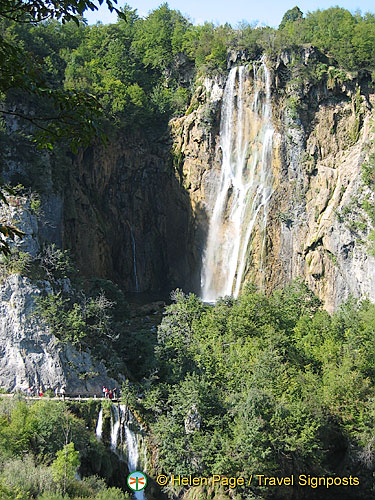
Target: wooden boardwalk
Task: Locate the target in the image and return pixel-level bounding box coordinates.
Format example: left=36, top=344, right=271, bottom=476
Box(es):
left=0, top=394, right=120, bottom=402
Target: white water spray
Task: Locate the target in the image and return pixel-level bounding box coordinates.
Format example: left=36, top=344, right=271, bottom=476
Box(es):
left=110, top=405, right=120, bottom=452
left=96, top=408, right=103, bottom=440
left=121, top=405, right=147, bottom=500
left=201, top=60, right=274, bottom=301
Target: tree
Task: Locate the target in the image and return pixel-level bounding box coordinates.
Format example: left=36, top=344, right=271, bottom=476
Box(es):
left=131, top=4, right=190, bottom=71
left=51, top=442, right=80, bottom=496
left=0, top=0, right=125, bottom=256
left=0, top=0, right=125, bottom=25
left=279, top=6, right=303, bottom=29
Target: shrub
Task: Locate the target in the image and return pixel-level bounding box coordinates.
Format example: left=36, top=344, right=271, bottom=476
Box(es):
left=1, top=455, right=55, bottom=497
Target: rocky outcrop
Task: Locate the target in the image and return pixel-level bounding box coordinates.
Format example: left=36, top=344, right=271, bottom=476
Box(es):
left=0, top=273, right=117, bottom=394
left=0, top=195, right=40, bottom=257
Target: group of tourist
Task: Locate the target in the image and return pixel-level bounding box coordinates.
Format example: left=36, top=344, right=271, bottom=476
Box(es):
left=22, top=385, right=119, bottom=399
left=26, top=386, right=66, bottom=398
left=102, top=386, right=118, bottom=399
left=54, top=386, right=66, bottom=399
left=26, top=386, right=43, bottom=397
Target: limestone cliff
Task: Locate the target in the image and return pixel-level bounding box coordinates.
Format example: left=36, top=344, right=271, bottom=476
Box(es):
left=0, top=272, right=117, bottom=394
left=64, top=133, right=199, bottom=293
left=173, top=49, right=375, bottom=311
left=0, top=197, right=117, bottom=394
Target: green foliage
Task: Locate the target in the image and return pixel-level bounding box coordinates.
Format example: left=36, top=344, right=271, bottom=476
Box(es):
left=1, top=455, right=55, bottom=498
left=141, top=282, right=374, bottom=496
left=0, top=481, right=29, bottom=500
left=51, top=442, right=80, bottom=496
left=182, top=23, right=232, bottom=71
left=0, top=0, right=125, bottom=25
left=132, top=4, right=189, bottom=70
left=0, top=251, right=32, bottom=279
left=156, top=289, right=207, bottom=382
left=95, top=487, right=130, bottom=500
left=35, top=290, right=115, bottom=347
left=279, top=6, right=303, bottom=30
left=275, top=7, right=375, bottom=74
left=286, top=95, right=300, bottom=119
left=30, top=193, right=41, bottom=215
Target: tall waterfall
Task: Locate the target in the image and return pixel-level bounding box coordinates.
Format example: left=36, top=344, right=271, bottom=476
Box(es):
left=201, top=61, right=274, bottom=301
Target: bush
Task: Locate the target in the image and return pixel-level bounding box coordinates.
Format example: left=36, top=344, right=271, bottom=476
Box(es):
left=1, top=455, right=55, bottom=497
left=95, top=487, right=130, bottom=500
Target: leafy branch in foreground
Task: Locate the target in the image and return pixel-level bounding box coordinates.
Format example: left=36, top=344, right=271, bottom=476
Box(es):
left=0, top=0, right=126, bottom=25
left=1, top=36, right=105, bottom=152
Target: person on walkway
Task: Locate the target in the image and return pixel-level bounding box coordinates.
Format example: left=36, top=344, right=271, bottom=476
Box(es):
left=102, top=386, right=106, bottom=398
left=108, top=389, right=113, bottom=400
left=39, top=386, right=43, bottom=397
left=105, top=387, right=109, bottom=399
left=55, top=387, right=59, bottom=398
left=113, top=387, right=117, bottom=399
left=60, top=387, right=66, bottom=401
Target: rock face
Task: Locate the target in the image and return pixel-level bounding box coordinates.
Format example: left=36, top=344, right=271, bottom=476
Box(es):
left=173, top=51, right=375, bottom=311
left=184, top=404, right=202, bottom=434
left=0, top=195, right=40, bottom=257
left=265, top=55, right=375, bottom=311
left=0, top=274, right=117, bottom=394
left=63, top=133, right=200, bottom=293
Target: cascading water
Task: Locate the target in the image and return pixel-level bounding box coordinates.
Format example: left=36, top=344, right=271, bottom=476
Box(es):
left=106, top=404, right=147, bottom=500
left=201, top=60, right=274, bottom=301
left=121, top=405, right=147, bottom=500
left=96, top=408, right=103, bottom=440
left=110, top=404, right=120, bottom=452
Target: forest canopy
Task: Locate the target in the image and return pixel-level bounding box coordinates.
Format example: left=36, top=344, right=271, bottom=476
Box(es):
left=2, top=3, right=375, bottom=133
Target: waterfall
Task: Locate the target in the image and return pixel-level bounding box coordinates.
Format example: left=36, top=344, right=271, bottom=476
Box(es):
left=128, top=223, right=140, bottom=292
left=110, top=404, right=121, bottom=452
left=201, top=60, right=274, bottom=301
left=105, top=404, right=147, bottom=499
left=96, top=408, right=103, bottom=440
left=121, top=405, right=147, bottom=500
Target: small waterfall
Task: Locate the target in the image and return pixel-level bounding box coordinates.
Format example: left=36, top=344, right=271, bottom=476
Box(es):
left=201, top=59, right=274, bottom=301
left=110, top=404, right=121, bottom=452
left=96, top=408, right=103, bottom=440
left=128, top=222, right=140, bottom=292
left=121, top=405, right=147, bottom=500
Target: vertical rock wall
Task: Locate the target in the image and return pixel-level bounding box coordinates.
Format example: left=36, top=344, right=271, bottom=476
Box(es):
left=63, top=133, right=200, bottom=294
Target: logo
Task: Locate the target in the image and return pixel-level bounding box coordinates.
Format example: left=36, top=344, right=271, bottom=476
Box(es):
left=127, top=471, right=147, bottom=491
